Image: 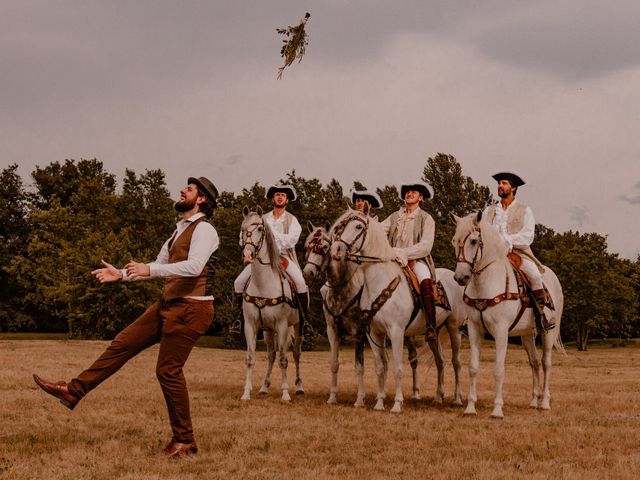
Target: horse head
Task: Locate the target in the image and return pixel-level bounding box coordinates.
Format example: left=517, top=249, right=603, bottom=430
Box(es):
left=452, top=210, right=507, bottom=286
left=302, top=221, right=331, bottom=282
left=241, top=207, right=265, bottom=265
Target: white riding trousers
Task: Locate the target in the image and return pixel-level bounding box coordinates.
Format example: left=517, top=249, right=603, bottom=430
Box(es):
left=519, top=258, right=543, bottom=290
left=234, top=258, right=308, bottom=294
left=412, top=261, right=431, bottom=283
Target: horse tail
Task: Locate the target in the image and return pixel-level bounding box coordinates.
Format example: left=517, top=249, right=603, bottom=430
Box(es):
left=553, top=331, right=567, bottom=355
left=287, top=325, right=296, bottom=348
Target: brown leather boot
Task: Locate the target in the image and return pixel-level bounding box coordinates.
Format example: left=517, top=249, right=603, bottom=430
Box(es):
left=531, top=289, right=555, bottom=333
left=296, top=292, right=314, bottom=337
left=420, top=279, right=437, bottom=342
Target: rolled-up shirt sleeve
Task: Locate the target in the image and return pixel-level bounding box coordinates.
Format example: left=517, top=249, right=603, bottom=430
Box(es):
left=148, top=222, right=219, bottom=277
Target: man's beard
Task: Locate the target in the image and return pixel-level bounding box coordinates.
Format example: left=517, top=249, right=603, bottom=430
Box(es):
left=175, top=197, right=197, bottom=212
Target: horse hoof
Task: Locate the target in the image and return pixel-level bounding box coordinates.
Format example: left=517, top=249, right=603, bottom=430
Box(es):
left=258, top=389, right=268, bottom=395
left=373, top=403, right=385, bottom=411
left=529, top=402, right=538, bottom=409
left=281, top=393, right=291, bottom=402
left=390, top=404, right=402, bottom=414
left=240, top=394, right=251, bottom=401
left=539, top=403, right=551, bottom=411
left=353, top=401, right=365, bottom=408
left=452, top=399, right=464, bottom=407
left=412, top=393, right=422, bottom=401
left=490, top=409, right=504, bottom=419
left=463, top=407, right=477, bottom=416
left=295, top=389, right=305, bottom=396
left=327, top=396, right=337, bottom=405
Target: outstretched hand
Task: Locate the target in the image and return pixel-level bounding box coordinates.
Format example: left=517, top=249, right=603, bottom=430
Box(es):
left=125, top=260, right=150, bottom=279
left=91, top=260, right=122, bottom=283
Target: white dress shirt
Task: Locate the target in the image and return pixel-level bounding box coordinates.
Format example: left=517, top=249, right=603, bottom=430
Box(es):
left=484, top=200, right=535, bottom=251
left=123, top=212, right=219, bottom=299
left=263, top=210, right=302, bottom=255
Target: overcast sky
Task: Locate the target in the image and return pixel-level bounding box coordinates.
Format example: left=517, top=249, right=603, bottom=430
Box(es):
left=2, top=1, right=639, bottom=259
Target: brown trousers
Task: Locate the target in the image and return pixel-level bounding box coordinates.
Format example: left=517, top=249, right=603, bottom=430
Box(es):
left=67, top=298, right=213, bottom=443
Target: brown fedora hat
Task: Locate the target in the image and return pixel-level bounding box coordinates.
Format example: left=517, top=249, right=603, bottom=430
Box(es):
left=188, top=176, right=219, bottom=207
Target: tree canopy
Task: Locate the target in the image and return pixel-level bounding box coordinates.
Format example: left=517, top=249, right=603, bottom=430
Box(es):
left=1, top=156, right=637, bottom=350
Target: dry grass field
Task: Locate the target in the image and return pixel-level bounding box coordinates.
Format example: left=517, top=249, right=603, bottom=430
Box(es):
left=1, top=338, right=639, bottom=480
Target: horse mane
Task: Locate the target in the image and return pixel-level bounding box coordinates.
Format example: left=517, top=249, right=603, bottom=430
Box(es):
left=242, top=211, right=285, bottom=277
left=454, top=212, right=508, bottom=263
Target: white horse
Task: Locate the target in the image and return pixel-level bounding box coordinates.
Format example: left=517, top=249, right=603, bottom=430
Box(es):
left=452, top=211, right=565, bottom=418
left=330, top=209, right=466, bottom=413
left=302, top=222, right=369, bottom=407
left=239, top=207, right=304, bottom=402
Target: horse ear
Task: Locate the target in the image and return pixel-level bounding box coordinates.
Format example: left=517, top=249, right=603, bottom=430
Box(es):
left=242, top=206, right=250, bottom=217
left=324, top=221, right=331, bottom=232
left=256, top=205, right=263, bottom=216
left=307, top=220, right=315, bottom=233
left=451, top=213, right=461, bottom=224
left=474, top=210, right=483, bottom=225
left=346, top=201, right=353, bottom=212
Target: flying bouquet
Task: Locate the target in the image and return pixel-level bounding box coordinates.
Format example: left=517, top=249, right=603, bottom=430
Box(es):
left=276, top=12, right=311, bottom=79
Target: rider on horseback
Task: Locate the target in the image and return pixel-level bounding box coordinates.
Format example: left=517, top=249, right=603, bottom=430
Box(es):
left=351, top=189, right=383, bottom=219
left=231, top=184, right=310, bottom=335
left=380, top=181, right=438, bottom=343
left=484, top=172, right=555, bottom=333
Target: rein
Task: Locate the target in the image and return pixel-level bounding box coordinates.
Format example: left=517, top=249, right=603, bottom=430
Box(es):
left=242, top=220, right=272, bottom=265
left=332, top=214, right=390, bottom=265
left=457, top=226, right=529, bottom=333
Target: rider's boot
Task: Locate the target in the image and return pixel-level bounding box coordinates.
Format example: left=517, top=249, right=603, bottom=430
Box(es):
left=296, top=292, right=314, bottom=337
left=420, top=279, right=437, bottom=343
left=229, top=293, right=243, bottom=335
left=531, top=289, right=555, bottom=333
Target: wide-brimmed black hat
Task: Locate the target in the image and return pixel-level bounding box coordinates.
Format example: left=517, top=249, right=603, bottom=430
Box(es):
left=492, top=172, right=525, bottom=187
left=399, top=181, right=434, bottom=201
left=350, top=190, right=383, bottom=209
left=188, top=176, right=219, bottom=207
left=265, top=184, right=297, bottom=201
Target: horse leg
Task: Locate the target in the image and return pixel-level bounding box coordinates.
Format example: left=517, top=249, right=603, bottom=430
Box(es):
left=368, top=331, right=387, bottom=411
left=406, top=336, right=421, bottom=400
left=427, top=332, right=445, bottom=405
left=354, top=334, right=366, bottom=407
left=276, top=321, right=291, bottom=402
left=292, top=326, right=304, bottom=395
left=258, top=329, right=275, bottom=394
left=490, top=328, right=508, bottom=419
left=326, top=316, right=340, bottom=404
left=521, top=333, right=541, bottom=408
left=446, top=322, right=464, bottom=406
left=241, top=319, right=257, bottom=401
left=539, top=330, right=556, bottom=410
left=389, top=329, right=405, bottom=413
left=464, top=320, right=482, bottom=416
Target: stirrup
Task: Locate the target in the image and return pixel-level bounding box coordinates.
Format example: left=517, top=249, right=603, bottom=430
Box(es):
left=230, top=319, right=242, bottom=335
left=425, top=326, right=437, bottom=343
left=302, top=322, right=315, bottom=338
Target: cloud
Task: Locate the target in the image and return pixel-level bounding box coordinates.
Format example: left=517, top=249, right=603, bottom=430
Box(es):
left=568, top=206, right=590, bottom=228
left=620, top=181, right=640, bottom=204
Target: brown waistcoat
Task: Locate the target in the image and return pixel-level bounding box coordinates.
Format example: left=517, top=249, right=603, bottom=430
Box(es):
left=162, top=216, right=216, bottom=300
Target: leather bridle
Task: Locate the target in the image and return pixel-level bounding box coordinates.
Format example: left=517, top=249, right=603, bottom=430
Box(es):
left=242, top=220, right=269, bottom=265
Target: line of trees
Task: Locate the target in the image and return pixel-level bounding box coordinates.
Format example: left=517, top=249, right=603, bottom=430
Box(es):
left=1, top=155, right=638, bottom=350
